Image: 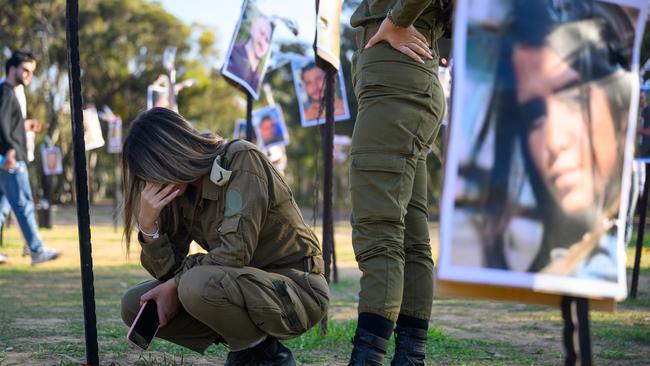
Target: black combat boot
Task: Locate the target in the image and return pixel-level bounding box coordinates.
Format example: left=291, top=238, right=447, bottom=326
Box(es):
left=390, top=327, right=428, bottom=366
left=224, top=336, right=296, bottom=366
left=348, top=327, right=389, bottom=366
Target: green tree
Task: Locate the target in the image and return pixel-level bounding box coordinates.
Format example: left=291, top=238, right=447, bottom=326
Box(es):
left=0, top=0, right=243, bottom=204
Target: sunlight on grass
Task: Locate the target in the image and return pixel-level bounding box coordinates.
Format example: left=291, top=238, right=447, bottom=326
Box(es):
left=0, top=222, right=648, bottom=365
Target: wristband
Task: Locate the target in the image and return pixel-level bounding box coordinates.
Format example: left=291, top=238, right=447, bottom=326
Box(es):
left=138, top=221, right=160, bottom=240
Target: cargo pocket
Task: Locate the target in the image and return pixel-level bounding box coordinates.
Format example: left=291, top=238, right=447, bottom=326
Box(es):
left=219, top=216, right=240, bottom=235
left=238, top=274, right=307, bottom=338
left=350, top=152, right=406, bottom=222
left=272, top=279, right=308, bottom=335
left=201, top=272, right=244, bottom=308
left=216, top=216, right=248, bottom=264
left=355, top=43, right=434, bottom=101
left=301, top=273, right=329, bottom=325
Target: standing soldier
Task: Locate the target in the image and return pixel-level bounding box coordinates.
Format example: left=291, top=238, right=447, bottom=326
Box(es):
left=347, top=1, right=451, bottom=365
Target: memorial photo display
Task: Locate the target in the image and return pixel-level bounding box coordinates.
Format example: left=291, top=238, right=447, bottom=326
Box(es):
left=439, top=0, right=648, bottom=301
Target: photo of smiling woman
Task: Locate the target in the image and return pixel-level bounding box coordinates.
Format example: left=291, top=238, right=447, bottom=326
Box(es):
left=222, top=0, right=274, bottom=99
left=440, top=0, right=646, bottom=298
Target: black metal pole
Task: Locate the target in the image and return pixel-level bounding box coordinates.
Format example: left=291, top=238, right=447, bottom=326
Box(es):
left=631, top=163, right=649, bottom=298
left=39, top=167, right=53, bottom=229
left=245, top=92, right=254, bottom=142
left=322, top=64, right=336, bottom=285
left=561, top=296, right=592, bottom=366
left=66, top=1, right=99, bottom=365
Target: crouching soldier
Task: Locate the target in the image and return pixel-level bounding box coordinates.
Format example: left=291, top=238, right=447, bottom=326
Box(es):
left=120, top=108, right=329, bottom=365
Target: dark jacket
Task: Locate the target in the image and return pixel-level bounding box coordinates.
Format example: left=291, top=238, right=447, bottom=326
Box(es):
left=0, top=82, right=27, bottom=161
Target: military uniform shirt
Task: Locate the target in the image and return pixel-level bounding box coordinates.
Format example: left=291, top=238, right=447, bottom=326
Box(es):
left=350, top=0, right=441, bottom=30
left=137, top=141, right=321, bottom=283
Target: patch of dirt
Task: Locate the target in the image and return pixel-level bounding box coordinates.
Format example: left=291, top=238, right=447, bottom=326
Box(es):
left=10, top=336, right=78, bottom=345
left=1, top=351, right=37, bottom=366
left=12, top=318, right=66, bottom=328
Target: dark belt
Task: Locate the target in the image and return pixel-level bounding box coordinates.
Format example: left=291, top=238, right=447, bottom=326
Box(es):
left=285, top=256, right=325, bottom=275
left=356, top=21, right=436, bottom=49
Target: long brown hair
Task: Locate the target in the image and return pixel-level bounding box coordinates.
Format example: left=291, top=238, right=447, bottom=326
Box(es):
left=122, top=107, right=224, bottom=250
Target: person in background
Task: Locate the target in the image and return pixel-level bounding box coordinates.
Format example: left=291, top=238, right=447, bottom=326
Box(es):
left=0, top=50, right=60, bottom=265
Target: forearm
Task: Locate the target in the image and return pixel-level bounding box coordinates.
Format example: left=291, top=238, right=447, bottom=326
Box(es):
left=139, top=232, right=188, bottom=281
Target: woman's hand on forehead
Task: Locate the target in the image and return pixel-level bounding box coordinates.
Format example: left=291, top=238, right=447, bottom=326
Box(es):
left=139, top=182, right=181, bottom=231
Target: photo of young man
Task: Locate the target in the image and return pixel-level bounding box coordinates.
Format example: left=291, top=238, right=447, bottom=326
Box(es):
left=291, top=58, right=350, bottom=127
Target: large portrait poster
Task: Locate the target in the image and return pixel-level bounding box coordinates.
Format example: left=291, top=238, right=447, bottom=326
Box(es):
left=222, top=0, right=275, bottom=99
left=438, top=0, right=648, bottom=302
left=291, top=57, right=350, bottom=127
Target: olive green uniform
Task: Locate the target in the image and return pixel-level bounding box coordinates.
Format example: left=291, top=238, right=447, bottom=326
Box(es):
left=349, top=0, right=445, bottom=322
left=121, top=141, right=329, bottom=352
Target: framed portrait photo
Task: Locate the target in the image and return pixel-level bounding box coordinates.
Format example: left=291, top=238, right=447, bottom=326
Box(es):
left=438, top=0, right=648, bottom=303
left=291, top=57, right=350, bottom=127
left=252, top=105, right=289, bottom=149
left=232, top=118, right=260, bottom=145
left=147, top=74, right=174, bottom=111
left=107, top=117, right=123, bottom=154
left=82, top=107, right=105, bottom=151
left=221, top=0, right=275, bottom=100
left=40, top=146, right=63, bottom=176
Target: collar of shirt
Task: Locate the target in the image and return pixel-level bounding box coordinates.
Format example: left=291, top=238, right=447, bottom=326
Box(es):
left=201, top=173, right=221, bottom=201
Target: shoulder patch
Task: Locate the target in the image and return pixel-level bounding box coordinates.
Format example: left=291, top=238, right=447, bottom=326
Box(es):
left=210, top=155, right=232, bottom=186
left=224, top=189, right=243, bottom=217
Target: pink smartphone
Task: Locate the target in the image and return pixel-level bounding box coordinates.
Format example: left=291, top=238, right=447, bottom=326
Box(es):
left=127, top=300, right=160, bottom=350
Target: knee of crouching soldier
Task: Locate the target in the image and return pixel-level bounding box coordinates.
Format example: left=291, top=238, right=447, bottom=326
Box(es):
left=121, top=288, right=141, bottom=326
left=177, top=266, right=228, bottom=314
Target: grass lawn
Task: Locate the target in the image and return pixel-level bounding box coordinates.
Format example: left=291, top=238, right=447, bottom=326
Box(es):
left=0, top=218, right=648, bottom=365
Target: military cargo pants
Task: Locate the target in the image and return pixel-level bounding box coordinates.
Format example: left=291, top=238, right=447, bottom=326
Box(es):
left=350, top=41, right=444, bottom=322
left=121, top=266, right=329, bottom=352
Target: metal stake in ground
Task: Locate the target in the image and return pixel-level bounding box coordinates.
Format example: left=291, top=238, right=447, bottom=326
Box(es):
left=66, top=0, right=99, bottom=365
left=561, top=296, right=592, bottom=366
left=321, top=62, right=336, bottom=287
left=631, top=163, right=649, bottom=298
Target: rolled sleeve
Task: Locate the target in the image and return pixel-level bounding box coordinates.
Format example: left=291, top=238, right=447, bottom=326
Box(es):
left=391, top=0, right=431, bottom=27
left=139, top=231, right=190, bottom=281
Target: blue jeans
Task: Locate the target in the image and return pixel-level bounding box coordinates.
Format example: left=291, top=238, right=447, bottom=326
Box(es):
left=0, top=161, right=43, bottom=253
left=0, top=194, right=11, bottom=226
